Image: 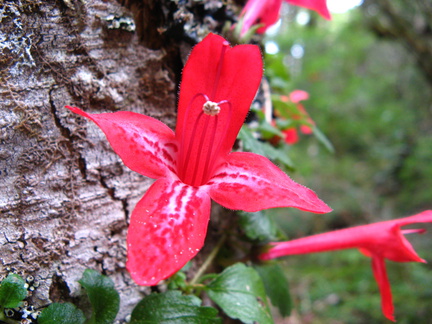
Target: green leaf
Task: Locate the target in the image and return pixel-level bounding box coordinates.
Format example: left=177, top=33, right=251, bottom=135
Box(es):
left=130, top=290, right=221, bottom=324
left=261, top=142, right=294, bottom=169
left=167, top=262, right=192, bottom=290
left=0, top=273, right=27, bottom=308
left=312, top=126, right=335, bottom=153
left=38, top=303, right=86, bottom=324
left=238, top=210, right=279, bottom=243
left=206, top=263, right=274, bottom=324
left=271, top=96, right=300, bottom=120
left=78, top=269, right=120, bottom=324
left=238, top=126, right=294, bottom=169
left=257, top=120, right=285, bottom=139
left=275, top=118, right=295, bottom=130
left=254, top=263, right=292, bottom=317
left=238, top=126, right=266, bottom=156
left=265, top=53, right=291, bottom=89
left=167, top=271, right=187, bottom=290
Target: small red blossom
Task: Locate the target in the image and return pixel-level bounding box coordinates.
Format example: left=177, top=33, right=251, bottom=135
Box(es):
left=67, top=33, right=330, bottom=286
left=282, top=128, right=299, bottom=145
left=259, top=210, right=432, bottom=321
left=241, top=0, right=331, bottom=35
left=278, top=90, right=315, bottom=145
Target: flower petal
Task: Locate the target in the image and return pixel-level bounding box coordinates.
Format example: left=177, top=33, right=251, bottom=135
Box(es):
left=289, top=90, right=309, bottom=103
left=283, top=128, right=299, bottom=144
left=371, top=256, right=396, bottom=322
left=126, top=178, right=211, bottom=285
left=384, top=224, right=425, bottom=263
left=241, top=0, right=283, bottom=35
left=207, top=152, right=331, bottom=213
left=259, top=227, right=365, bottom=261
left=259, top=211, right=432, bottom=263
left=286, top=0, right=331, bottom=20
left=396, top=210, right=432, bottom=227
left=368, top=210, right=432, bottom=263
left=67, top=106, right=177, bottom=179
left=176, top=34, right=263, bottom=183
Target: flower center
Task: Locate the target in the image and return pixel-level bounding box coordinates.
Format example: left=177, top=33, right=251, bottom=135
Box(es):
left=177, top=41, right=232, bottom=187
left=203, top=101, right=221, bottom=116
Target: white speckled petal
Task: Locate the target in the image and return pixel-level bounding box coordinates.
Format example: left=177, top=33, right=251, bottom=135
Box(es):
left=126, top=178, right=211, bottom=285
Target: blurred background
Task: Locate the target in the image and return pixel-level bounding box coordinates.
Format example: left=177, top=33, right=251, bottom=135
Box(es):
left=262, top=0, right=432, bottom=322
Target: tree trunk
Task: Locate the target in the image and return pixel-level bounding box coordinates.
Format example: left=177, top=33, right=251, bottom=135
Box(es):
left=0, top=0, right=230, bottom=318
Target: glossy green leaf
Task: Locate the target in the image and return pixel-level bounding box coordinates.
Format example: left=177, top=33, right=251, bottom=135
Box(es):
left=78, top=269, right=120, bottom=324
left=238, top=210, right=279, bottom=243
left=38, top=303, right=86, bottom=324
left=0, top=273, right=27, bottom=308
left=254, top=263, right=292, bottom=317
left=206, top=263, right=273, bottom=324
left=130, top=290, right=221, bottom=324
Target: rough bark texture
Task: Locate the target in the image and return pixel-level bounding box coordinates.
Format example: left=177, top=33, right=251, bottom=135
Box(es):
left=0, top=0, right=237, bottom=319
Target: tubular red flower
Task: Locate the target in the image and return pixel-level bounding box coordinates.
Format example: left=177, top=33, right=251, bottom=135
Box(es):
left=240, top=0, right=331, bottom=35
left=241, top=0, right=283, bottom=35
left=67, top=33, right=331, bottom=286
left=259, top=210, right=432, bottom=321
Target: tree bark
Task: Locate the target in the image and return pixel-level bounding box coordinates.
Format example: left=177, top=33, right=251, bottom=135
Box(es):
left=0, top=0, right=223, bottom=318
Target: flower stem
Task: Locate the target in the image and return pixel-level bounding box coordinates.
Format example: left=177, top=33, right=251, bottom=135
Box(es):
left=190, top=233, right=227, bottom=286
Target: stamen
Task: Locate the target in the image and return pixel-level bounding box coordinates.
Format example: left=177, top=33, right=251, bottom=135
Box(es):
left=177, top=41, right=232, bottom=187
left=177, top=97, right=232, bottom=187
left=203, top=101, right=221, bottom=116
left=181, top=100, right=232, bottom=187
left=201, top=100, right=232, bottom=181
left=189, top=113, right=215, bottom=186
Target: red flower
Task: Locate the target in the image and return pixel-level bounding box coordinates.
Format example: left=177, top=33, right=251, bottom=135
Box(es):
left=67, top=33, right=330, bottom=286
left=287, top=0, right=331, bottom=20
left=282, top=128, right=299, bottom=145
left=259, top=210, right=432, bottom=321
left=241, top=0, right=331, bottom=35
left=279, top=90, right=314, bottom=145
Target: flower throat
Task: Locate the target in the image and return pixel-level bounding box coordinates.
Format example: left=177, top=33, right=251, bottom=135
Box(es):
left=177, top=42, right=232, bottom=187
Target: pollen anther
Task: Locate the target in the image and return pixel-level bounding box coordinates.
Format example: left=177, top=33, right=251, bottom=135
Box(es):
left=203, top=101, right=221, bottom=116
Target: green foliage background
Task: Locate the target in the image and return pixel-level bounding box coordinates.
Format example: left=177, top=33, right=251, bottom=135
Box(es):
left=264, top=4, right=432, bottom=323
